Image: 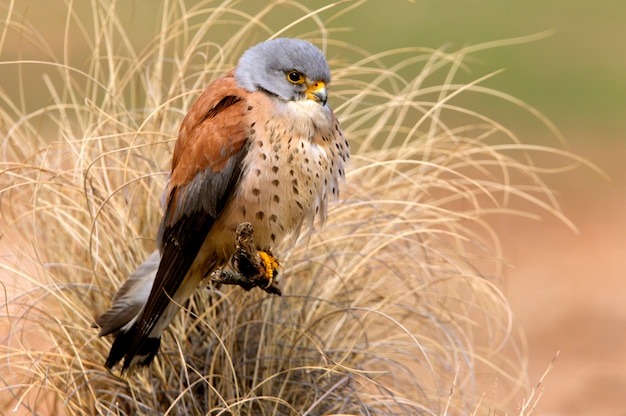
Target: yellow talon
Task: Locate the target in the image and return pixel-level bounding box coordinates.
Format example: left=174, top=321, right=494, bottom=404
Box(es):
left=258, top=250, right=280, bottom=287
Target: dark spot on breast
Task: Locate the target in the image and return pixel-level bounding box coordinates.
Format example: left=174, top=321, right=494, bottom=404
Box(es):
left=248, top=105, right=254, bottom=111
left=272, top=166, right=279, bottom=174
left=292, top=186, right=299, bottom=195
left=261, top=153, right=267, bottom=160
left=269, top=214, right=277, bottom=223
left=272, top=179, right=280, bottom=187
left=271, top=233, right=276, bottom=243
left=256, top=211, right=265, bottom=220
left=296, top=200, right=303, bottom=210
left=289, top=169, right=294, bottom=176
left=257, top=140, right=263, bottom=147
left=252, top=188, right=261, bottom=196
left=273, top=195, right=280, bottom=203
left=254, top=168, right=261, bottom=176
left=242, top=206, right=247, bottom=217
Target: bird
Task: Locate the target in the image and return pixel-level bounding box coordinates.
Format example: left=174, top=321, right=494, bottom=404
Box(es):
left=93, top=38, right=349, bottom=372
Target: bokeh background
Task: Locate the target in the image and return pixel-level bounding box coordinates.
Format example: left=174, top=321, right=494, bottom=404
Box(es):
left=342, top=2, right=626, bottom=415
left=3, top=1, right=624, bottom=414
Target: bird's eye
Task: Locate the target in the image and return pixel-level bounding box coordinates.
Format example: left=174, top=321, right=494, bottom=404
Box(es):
left=286, top=70, right=305, bottom=85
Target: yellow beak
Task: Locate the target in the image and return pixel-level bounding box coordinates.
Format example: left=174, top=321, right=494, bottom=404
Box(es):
left=306, top=81, right=327, bottom=105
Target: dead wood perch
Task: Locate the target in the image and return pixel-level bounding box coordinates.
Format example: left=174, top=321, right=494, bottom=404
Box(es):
left=210, top=222, right=282, bottom=295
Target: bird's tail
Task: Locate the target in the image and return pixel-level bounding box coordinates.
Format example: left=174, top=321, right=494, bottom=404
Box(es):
left=105, top=323, right=162, bottom=370
left=92, top=250, right=161, bottom=371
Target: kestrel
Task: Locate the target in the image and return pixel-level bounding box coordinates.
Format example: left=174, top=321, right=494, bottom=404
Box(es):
left=93, top=38, right=349, bottom=372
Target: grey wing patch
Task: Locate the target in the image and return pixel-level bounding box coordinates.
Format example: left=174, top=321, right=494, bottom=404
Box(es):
left=156, top=145, right=249, bottom=250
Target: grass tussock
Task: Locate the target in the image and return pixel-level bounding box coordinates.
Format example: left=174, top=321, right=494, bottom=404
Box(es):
left=0, top=1, right=586, bottom=414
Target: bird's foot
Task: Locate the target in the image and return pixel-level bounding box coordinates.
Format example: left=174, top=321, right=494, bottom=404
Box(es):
left=257, top=250, right=280, bottom=288
left=210, top=222, right=282, bottom=295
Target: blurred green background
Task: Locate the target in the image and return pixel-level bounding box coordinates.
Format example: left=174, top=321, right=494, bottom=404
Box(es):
left=334, top=0, right=625, bottom=143
left=4, top=0, right=624, bottom=142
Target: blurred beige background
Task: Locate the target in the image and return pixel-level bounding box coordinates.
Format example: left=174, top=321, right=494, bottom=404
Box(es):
left=347, top=3, right=626, bottom=414
left=3, top=1, right=625, bottom=414
left=357, top=3, right=625, bottom=415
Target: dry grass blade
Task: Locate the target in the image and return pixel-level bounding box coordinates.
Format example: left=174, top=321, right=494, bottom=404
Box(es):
left=0, top=0, right=589, bottom=415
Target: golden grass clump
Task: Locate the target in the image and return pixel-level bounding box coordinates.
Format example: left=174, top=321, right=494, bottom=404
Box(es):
left=0, top=1, right=583, bottom=414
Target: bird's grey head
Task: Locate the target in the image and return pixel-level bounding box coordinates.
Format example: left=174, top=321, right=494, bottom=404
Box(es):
left=234, top=38, right=331, bottom=105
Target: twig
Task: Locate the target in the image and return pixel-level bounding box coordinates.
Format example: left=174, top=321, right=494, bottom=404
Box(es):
left=210, top=222, right=282, bottom=295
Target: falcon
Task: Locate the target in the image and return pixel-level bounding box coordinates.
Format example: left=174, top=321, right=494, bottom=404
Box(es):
left=93, top=38, right=349, bottom=372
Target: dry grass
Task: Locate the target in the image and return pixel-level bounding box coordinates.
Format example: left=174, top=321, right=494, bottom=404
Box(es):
left=0, top=1, right=588, bottom=414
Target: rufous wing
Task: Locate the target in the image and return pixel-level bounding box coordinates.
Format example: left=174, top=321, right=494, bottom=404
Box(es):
left=116, top=73, right=252, bottom=370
